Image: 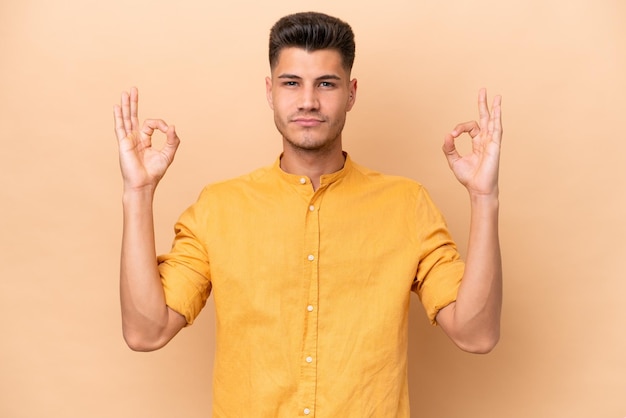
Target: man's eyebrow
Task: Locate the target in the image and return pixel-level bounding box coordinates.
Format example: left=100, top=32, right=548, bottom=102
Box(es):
left=277, top=74, right=342, bottom=81
left=277, top=74, right=302, bottom=80
left=317, top=74, right=342, bottom=81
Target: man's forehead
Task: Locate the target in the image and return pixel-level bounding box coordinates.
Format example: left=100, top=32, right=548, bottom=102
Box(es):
left=272, top=47, right=347, bottom=77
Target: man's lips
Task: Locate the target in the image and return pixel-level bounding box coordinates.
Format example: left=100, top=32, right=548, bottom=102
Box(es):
left=291, top=117, right=324, bottom=127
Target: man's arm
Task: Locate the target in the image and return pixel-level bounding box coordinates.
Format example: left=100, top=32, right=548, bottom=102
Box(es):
left=435, top=89, right=503, bottom=354
left=114, top=87, right=186, bottom=352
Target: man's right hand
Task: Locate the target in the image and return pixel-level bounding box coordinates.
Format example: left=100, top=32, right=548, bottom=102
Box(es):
left=114, top=87, right=186, bottom=351
left=114, top=87, right=180, bottom=192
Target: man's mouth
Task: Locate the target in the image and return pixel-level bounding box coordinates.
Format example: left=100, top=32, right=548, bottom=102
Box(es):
left=292, top=117, right=324, bottom=127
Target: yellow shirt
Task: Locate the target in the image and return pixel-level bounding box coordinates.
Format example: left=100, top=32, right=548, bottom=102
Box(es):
left=158, top=155, right=464, bottom=417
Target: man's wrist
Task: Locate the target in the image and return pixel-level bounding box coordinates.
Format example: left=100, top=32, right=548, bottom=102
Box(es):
left=122, top=186, right=156, bottom=206
left=468, top=190, right=500, bottom=210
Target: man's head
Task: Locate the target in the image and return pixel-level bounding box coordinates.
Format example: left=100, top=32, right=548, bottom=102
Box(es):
left=266, top=12, right=358, bottom=156
left=269, top=12, right=355, bottom=73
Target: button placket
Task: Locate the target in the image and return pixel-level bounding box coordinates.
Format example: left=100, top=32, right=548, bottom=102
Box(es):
left=299, top=193, right=321, bottom=415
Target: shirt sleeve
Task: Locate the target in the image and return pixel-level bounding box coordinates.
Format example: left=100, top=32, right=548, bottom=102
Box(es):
left=411, top=186, right=464, bottom=325
left=157, top=189, right=212, bottom=325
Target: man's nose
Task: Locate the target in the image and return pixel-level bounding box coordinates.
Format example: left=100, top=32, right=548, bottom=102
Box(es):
left=297, top=85, right=320, bottom=111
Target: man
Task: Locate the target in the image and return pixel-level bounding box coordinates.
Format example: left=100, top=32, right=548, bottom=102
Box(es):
left=114, top=11, right=502, bottom=418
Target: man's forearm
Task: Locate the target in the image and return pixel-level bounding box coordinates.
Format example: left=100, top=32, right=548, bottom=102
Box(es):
left=119, top=188, right=177, bottom=351
left=439, top=193, right=502, bottom=353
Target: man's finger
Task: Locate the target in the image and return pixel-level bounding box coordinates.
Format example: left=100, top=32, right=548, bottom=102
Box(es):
left=442, top=133, right=461, bottom=167
left=142, top=119, right=169, bottom=133
left=113, top=105, right=127, bottom=141
left=130, top=87, right=139, bottom=131
left=165, top=125, right=180, bottom=146
left=121, top=91, right=132, bottom=135
left=478, top=88, right=490, bottom=131
left=162, top=125, right=181, bottom=163
left=490, top=95, right=503, bottom=144
left=140, top=119, right=169, bottom=146
left=451, top=121, right=480, bottom=138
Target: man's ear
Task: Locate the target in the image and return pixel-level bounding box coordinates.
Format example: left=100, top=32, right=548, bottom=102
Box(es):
left=346, top=78, right=358, bottom=111
left=265, top=76, right=274, bottom=110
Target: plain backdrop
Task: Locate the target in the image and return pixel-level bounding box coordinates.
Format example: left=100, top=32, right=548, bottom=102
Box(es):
left=1, top=0, right=624, bottom=417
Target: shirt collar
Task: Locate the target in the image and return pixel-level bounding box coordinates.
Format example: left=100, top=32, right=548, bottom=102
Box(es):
left=272, top=152, right=353, bottom=188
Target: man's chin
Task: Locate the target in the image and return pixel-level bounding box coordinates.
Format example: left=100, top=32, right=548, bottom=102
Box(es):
left=284, top=137, right=332, bottom=152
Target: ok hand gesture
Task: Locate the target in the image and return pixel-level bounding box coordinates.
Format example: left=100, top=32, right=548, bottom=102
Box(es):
left=443, top=89, right=503, bottom=198
left=114, top=87, right=180, bottom=192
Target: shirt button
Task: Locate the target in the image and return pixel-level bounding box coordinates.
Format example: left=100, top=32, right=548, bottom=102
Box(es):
left=307, top=305, right=314, bottom=312
left=307, top=254, right=315, bottom=261
left=305, top=356, right=313, bottom=363
left=303, top=408, right=311, bottom=415
left=309, top=205, right=315, bottom=211
left=299, top=177, right=307, bottom=184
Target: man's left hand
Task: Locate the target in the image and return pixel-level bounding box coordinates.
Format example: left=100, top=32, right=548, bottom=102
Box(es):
left=443, top=88, right=503, bottom=197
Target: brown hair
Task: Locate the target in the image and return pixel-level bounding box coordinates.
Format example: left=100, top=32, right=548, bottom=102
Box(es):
left=269, top=12, right=356, bottom=72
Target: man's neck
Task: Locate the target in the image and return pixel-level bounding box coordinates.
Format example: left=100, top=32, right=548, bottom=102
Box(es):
left=280, top=144, right=346, bottom=191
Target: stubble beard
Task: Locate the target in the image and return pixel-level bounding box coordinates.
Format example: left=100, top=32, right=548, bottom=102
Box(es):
left=277, top=114, right=346, bottom=154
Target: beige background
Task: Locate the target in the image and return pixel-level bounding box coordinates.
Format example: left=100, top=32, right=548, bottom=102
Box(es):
left=1, top=0, right=624, bottom=417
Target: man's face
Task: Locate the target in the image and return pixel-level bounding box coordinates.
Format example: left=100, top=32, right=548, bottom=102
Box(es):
left=266, top=47, right=357, bottom=153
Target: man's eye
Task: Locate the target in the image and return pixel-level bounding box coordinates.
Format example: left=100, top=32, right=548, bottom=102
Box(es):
left=284, top=81, right=298, bottom=86
left=320, top=82, right=335, bottom=88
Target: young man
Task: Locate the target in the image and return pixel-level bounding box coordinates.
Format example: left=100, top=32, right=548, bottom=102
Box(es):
left=114, top=12, right=502, bottom=418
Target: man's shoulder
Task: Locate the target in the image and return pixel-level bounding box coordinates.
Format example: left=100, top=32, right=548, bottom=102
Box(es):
left=349, top=160, right=425, bottom=191
left=217, top=164, right=274, bottom=186
left=195, top=163, right=276, bottom=199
